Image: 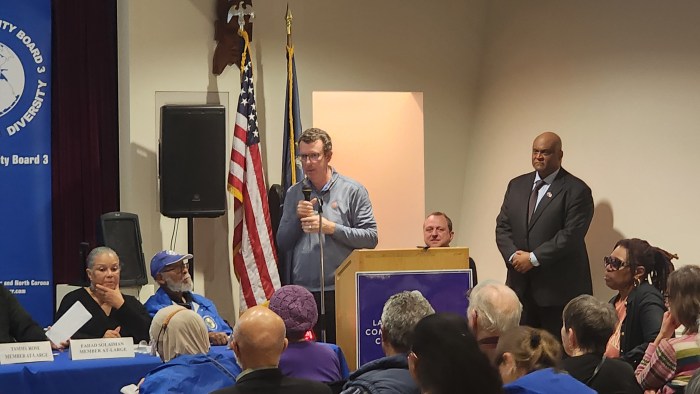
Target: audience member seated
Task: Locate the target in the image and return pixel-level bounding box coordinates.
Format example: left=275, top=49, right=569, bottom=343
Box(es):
left=686, top=368, right=700, bottom=394
left=408, top=313, right=502, bottom=394
left=132, top=305, right=241, bottom=394
left=0, top=283, right=68, bottom=349
left=467, top=280, right=522, bottom=363
left=342, top=290, right=435, bottom=394
left=635, top=264, right=700, bottom=393
left=496, top=326, right=595, bottom=394
left=603, top=238, right=676, bottom=367
left=268, top=285, right=343, bottom=383
left=211, top=306, right=332, bottom=394
left=56, top=246, right=151, bottom=343
left=560, top=294, right=642, bottom=394
left=144, top=250, right=232, bottom=345
left=422, top=212, right=478, bottom=284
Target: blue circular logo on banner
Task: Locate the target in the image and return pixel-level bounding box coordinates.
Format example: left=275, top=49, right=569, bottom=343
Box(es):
left=0, top=43, right=25, bottom=117
left=0, top=18, right=49, bottom=137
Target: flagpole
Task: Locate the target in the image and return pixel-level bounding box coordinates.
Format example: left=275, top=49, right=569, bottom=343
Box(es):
left=317, top=199, right=326, bottom=343
left=286, top=4, right=327, bottom=342
left=228, top=2, right=282, bottom=311
left=285, top=5, right=298, bottom=187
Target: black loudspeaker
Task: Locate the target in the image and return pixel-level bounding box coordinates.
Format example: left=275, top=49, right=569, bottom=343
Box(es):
left=160, top=105, right=226, bottom=218
left=97, top=212, right=148, bottom=286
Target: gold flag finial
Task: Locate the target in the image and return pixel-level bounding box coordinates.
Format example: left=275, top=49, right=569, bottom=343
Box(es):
left=285, top=4, right=293, bottom=36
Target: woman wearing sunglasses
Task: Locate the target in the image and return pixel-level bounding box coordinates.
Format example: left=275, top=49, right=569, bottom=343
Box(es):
left=603, top=238, right=676, bottom=367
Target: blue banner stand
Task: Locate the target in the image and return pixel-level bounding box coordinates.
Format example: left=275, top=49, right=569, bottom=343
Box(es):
left=0, top=0, right=54, bottom=326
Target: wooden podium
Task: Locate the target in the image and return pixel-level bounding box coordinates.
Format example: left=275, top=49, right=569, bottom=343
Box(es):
left=335, top=247, right=472, bottom=371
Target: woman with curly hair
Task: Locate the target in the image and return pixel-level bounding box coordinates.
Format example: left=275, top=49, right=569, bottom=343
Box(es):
left=603, top=238, right=676, bottom=367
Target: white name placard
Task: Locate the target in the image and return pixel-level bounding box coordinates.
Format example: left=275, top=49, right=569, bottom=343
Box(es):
left=70, top=337, right=135, bottom=360
left=0, top=341, right=53, bottom=365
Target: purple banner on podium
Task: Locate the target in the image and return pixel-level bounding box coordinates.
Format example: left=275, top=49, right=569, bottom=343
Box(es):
left=356, top=269, right=473, bottom=367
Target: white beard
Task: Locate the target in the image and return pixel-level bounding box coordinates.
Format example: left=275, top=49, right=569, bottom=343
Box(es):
left=165, top=276, right=193, bottom=293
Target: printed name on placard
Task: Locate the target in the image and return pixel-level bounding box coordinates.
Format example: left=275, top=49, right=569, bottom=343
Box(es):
left=70, top=337, right=135, bottom=361
left=0, top=341, right=53, bottom=365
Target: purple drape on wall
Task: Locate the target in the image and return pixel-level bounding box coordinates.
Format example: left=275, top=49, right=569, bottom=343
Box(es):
left=51, top=0, right=119, bottom=286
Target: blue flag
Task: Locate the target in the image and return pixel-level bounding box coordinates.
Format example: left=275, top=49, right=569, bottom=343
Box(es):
left=282, top=45, right=302, bottom=195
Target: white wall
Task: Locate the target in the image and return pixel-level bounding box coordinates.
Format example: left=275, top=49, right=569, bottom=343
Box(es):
left=118, top=0, right=487, bottom=321
left=118, top=0, right=241, bottom=322
left=252, top=0, right=487, bottom=226
left=460, top=1, right=700, bottom=298
left=118, top=0, right=700, bottom=316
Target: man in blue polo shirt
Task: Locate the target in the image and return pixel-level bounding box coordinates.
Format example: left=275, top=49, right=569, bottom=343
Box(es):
left=144, top=250, right=231, bottom=345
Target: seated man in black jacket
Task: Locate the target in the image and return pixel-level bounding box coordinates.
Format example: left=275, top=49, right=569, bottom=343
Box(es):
left=341, top=291, right=435, bottom=394
left=0, top=284, right=50, bottom=344
left=422, top=212, right=478, bottom=285
left=212, top=305, right=331, bottom=394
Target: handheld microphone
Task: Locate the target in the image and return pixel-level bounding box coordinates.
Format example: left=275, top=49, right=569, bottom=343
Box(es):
left=302, top=178, right=312, bottom=201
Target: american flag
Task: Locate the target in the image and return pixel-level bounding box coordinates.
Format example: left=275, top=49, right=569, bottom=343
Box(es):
left=228, top=45, right=281, bottom=309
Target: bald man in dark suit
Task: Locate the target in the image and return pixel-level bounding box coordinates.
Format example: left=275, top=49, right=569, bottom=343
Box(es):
left=211, top=306, right=331, bottom=394
left=496, top=132, right=594, bottom=339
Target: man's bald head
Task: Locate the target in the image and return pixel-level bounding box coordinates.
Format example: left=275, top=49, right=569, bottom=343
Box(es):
left=531, top=131, right=563, bottom=178
left=534, top=132, right=562, bottom=150
left=231, top=305, right=288, bottom=369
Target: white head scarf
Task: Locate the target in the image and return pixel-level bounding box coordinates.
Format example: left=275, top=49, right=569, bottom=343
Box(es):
left=149, top=305, right=210, bottom=362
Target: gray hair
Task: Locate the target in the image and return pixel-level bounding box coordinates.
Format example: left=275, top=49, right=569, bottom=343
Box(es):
left=381, top=290, right=435, bottom=353
left=563, top=294, right=618, bottom=354
left=86, top=246, right=118, bottom=269
left=467, top=280, right=522, bottom=335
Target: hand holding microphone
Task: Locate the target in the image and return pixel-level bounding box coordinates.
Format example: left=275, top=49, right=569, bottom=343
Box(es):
left=297, top=180, right=318, bottom=219
left=296, top=198, right=318, bottom=219
left=298, top=178, right=334, bottom=234
left=302, top=184, right=312, bottom=202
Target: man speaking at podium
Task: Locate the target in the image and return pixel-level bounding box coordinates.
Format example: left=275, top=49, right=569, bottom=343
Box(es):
left=277, top=128, right=378, bottom=343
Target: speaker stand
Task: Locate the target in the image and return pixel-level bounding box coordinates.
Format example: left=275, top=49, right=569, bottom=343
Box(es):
left=188, top=217, right=195, bottom=283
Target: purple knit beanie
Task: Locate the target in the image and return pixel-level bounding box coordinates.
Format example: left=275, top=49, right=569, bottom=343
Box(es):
left=269, top=285, right=318, bottom=334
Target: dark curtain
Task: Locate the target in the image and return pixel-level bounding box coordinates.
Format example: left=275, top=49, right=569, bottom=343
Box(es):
left=51, top=0, right=119, bottom=286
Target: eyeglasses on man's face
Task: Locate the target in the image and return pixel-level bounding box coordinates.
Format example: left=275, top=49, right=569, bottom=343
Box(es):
left=603, top=255, right=629, bottom=271
left=296, top=152, right=323, bottom=163
left=162, top=261, right=189, bottom=273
